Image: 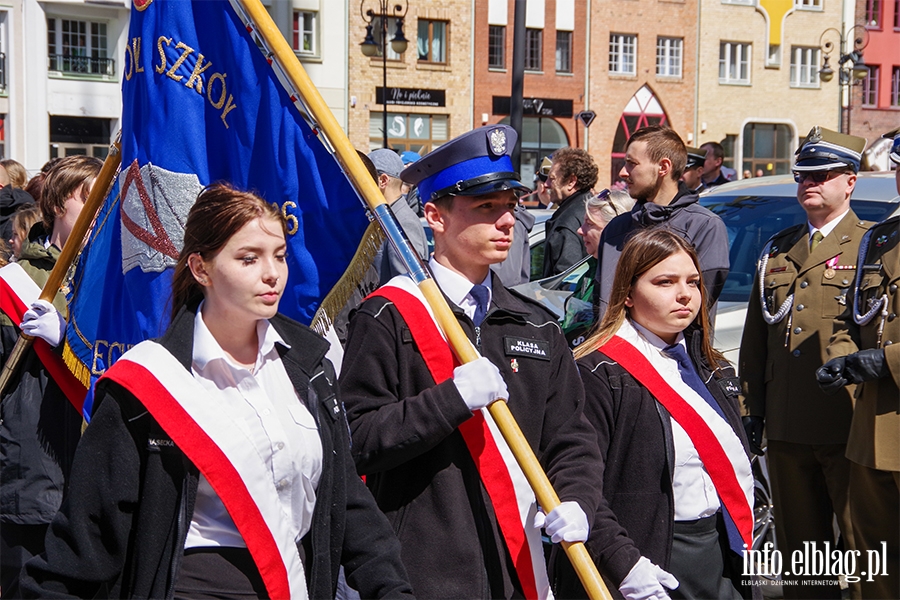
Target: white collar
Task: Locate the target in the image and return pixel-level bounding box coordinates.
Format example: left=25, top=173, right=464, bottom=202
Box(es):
left=429, top=257, right=492, bottom=310
left=808, top=208, right=850, bottom=240
left=192, top=301, right=288, bottom=372
left=629, top=319, right=686, bottom=353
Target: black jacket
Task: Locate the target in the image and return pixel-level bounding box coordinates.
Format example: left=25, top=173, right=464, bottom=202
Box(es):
left=542, top=189, right=590, bottom=277
left=1, top=235, right=80, bottom=526
left=551, top=325, right=752, bottom=599
left=340, top=273, right=602, bottom=600
left=18, top=304, right=414, bottom=600
left=0, top=187, right=36, bottom=245
left=594, top=190, right=730, bottom=320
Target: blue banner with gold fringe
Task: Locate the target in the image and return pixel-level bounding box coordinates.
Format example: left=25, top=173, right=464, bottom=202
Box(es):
left=64, top=0, right=368, bottom=418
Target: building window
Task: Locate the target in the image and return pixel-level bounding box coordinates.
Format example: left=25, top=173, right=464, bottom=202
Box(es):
left=719, top=41, right=751, bottom=84
left=0, top=114, right=5, bottom=159
left=789, top=46, right=820, bottom=87
left=742, top=123, right=793, bottom=175
left=292, top=10, right=317, bottom=55
left=892, top=66, right=900, bottom=107
left=525, top=28, right=542, bottom=71
left=371, top=17, right=402, bottom=60
left=862, top=65, right=879, bottom=106
left=609, top=33, right=637, bottom=75
left=556, top=31, right=572, bottom=73
left=49, top=116, right=111, bottom=159
left=794, top=0, right=822, bottom=8
left=895, top=0, right=899, bottom=28
left=656, top=37, right=682, bottom=77
left=47, top=17, right=114, bottom=77
left=417, top=19, right=447, bottom=63
left=369, top=112, right=448, bottom=154
left=488, top=25, right=505, bottom=68
left=865, top=0, right=881, bottom=27
left=610, top=85, right=667, bottom=185
left=0, top=12, right=6, bottom=95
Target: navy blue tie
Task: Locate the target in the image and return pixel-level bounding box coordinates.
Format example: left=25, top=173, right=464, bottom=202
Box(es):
left=665, top=343, right=744, bottom=554
left=470, top=284, right=490, bottom=326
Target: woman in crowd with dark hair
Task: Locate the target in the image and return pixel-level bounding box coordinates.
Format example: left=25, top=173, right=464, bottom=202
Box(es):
left=553, top=228, right=754, bottom=600
left=18, top=183, right=414, bottom=599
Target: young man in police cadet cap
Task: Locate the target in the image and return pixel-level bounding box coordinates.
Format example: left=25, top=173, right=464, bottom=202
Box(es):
left=740, top=126, right=870, bottom=598
left=680, top=146, right=707, bottom=194
left=339, top=125, right=601, bottom=599
left=818, top=125, right=900, bottom=599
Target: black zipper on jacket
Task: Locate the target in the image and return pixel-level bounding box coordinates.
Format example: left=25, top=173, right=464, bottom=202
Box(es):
left=474, top=325, right=482, bottom=351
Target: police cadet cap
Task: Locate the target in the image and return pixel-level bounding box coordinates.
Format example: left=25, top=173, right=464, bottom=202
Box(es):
left=400, top=150, right=421, bottom=166
left=368, top=148, right=404, bottom=179
left=793, top=126, right=867, bottom=173
left=400, top=125, right=530, bottom=202
left=685, top=147, right=706, bottom=170
left=882, top=125, right=900, bottom=165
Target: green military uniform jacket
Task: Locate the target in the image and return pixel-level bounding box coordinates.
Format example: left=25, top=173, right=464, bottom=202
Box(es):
left=829, top=215, right=900, bottom=471
left=740, top=210, right=872, bottom=445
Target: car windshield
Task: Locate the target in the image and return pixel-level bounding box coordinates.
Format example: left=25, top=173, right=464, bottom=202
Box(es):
left=701, top=196, right=897, bottom=303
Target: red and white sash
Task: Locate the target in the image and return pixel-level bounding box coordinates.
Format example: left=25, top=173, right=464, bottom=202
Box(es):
left=597, top=322, right=754, bottom=550
left=0, top=263, right=86, bottom=413
left=369, top=275, right=552, bottom=600
left=99, top=341, right=307, bottom=600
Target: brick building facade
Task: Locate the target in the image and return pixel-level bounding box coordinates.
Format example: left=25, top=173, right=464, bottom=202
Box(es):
left=347, top=1, right=473, bottom=155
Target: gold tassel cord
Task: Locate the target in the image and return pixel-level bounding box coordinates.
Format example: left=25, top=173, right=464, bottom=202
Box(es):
left=310, top=221, right=385, bottom=336
left=61, top=341, right=92, bottom=389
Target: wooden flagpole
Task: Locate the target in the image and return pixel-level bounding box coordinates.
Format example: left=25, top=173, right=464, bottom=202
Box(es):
left=236, top=2, right=612, bottom=598
left=0, top=135, right=122, bottom=397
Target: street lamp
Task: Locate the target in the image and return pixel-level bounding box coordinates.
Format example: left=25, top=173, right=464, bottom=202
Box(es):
left=818, top=25, right=870, bottom=134
left=360, top=0, right=409, bottom=149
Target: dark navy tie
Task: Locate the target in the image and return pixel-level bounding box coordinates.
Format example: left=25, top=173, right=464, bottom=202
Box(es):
left=665, top=342, right=744, bottom=554
left=470, top=284, right=490, bottom=326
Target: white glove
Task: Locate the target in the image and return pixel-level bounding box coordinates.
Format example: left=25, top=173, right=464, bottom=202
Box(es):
left=20, top=299, right=66, bottom=347
left=619, top=556, right=679, bottom=600
left=533, top=501, right=590, bottom=543
left=452, top=357, right=508, bottom=411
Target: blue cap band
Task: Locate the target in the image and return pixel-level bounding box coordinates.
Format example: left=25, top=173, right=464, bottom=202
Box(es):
left=419, top=154, right=517, bottom=201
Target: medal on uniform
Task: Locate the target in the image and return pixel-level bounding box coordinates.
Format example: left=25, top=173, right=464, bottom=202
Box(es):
left=824, top=255, right=839, bottom=279
left=876, top=235, right=888, bottom=247
left=510, top=358, right=519, bottom=373
left=824, top=268, right=835, bottom=279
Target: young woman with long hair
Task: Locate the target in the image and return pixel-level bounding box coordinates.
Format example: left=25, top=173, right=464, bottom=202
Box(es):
left=553, top=228, right=755, bottom=600
left=17, top=184, right=414, bottom=600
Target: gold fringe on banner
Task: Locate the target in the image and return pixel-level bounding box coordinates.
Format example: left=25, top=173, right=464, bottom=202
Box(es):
left=310, top=220, right=385, bottom=336
left=62, top=340, right=92, bottom=388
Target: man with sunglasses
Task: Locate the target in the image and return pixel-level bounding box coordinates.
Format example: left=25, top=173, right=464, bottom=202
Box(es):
left=740, top=126, right=870, bottom=599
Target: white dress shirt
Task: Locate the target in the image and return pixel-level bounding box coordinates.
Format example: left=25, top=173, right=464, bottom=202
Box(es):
left=184, top=306, right=322, bottom=549
left=631, top=321, right=722, bottom=521
left=808, top=208, right=850, bottom=243
left=429, top=257, right=492, bottom=319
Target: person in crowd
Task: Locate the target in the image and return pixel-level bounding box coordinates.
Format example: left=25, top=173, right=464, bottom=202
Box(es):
left=17, top=183, right=415, bottom=599
left=368, top=148, right=428, bottom=285
left=562, top=189, right=635, bottom=348
left=490, top=201, right=535, bottom=287
left=0, top=160, right=28, bottom=190
left=542, top=147, right=598, bottom=277
left=9, top=205, right=42, bottom=260
left=595, top=126, right=730, bottom=322
left=700, top=141, right=731, bottom=188
left=817, top=125, right=900, bottom=600
left=755, top=168, right=765, bottom=178
left=340, top=125, right=601, bottom=600
left=680, top=147, right=707, bottom=194
left=22, top=172, right=46, bottom=206
left=553, top=228, right=754, bottom=600
left=0, top=160, right=36, bottom=243
left=0, top=156, right=102, bottom=592
left=742, top=170, right=753, bottom=179
left=533, top=156, right=553, bottom=208
left=741, top=126, right=870, bottom=599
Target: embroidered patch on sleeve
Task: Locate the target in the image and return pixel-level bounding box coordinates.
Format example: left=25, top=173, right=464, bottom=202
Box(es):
left=503, top=336, right=551, bottom=361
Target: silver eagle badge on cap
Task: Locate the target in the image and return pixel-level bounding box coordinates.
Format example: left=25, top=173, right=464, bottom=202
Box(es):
left=807, top=126, right=822, bottom=144
left=489, top=128, right=507, bottom=156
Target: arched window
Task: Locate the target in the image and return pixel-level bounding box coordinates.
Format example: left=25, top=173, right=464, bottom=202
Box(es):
left=609, top=85, right=668, bottom=186
left=499, top=116, right=569, bottom=183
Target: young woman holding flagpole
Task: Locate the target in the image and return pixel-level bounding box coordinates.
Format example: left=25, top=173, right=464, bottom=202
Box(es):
left=552, top=229, right=755, bottom=600
left=17, top=184, right=414, bottom=600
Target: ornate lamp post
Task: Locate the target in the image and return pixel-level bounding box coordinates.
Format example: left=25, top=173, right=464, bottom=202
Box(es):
left=360, top=1, right=409, bottom=149
left=818, top=25, right=870, bottom=134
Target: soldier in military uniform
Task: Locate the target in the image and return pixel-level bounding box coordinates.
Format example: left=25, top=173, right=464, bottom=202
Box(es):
left=740, top=127, right=870, bottom=599
left=818, top=126, right=900, bottom=599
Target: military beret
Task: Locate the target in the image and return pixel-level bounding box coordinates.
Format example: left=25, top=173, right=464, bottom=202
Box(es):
left=685, top=147, right=706, bottom=170
left=882, top=126, right=900, bottom=165
left=400, top=125, right=529, bottom=202
left=794, top=126, right=867, bottom=173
